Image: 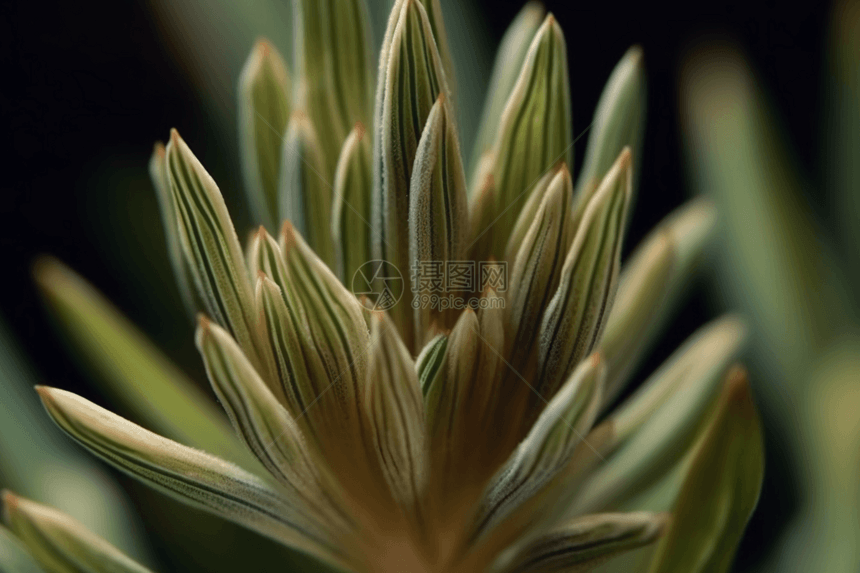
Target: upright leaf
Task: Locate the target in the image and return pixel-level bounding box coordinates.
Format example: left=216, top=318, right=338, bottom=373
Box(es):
left=238, top=39, right=292, bottom=231
left=332, top=122, right=373, bottom=283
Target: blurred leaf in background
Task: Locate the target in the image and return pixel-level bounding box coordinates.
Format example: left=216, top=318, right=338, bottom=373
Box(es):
left=680, top=1, right=860, bottom=570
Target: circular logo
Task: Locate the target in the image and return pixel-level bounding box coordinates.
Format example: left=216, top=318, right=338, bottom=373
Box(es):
left=351, top=260, right=403, bottom=311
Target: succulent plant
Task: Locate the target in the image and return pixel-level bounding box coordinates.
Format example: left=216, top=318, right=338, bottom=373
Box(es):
left=1, top=1, right=764, bottom=572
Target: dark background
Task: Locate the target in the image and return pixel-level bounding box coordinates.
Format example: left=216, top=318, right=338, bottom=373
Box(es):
left=0, top=0, right=827, bottom=570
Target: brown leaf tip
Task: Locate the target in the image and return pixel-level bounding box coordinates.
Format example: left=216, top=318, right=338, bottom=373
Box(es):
left=354, top=121, right=366, bottom=142
left=724, top=363, right=757, bottom=420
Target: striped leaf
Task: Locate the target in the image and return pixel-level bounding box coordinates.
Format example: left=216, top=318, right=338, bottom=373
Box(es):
left=570, top=316, right=747, bottom=515
left=238, top=39, right=292, bottom=231
left=599, top=198, right=717, bottom=406
left=470, top=2, right=546, bottom=182
left=365, top=312, right=426, bottom=510
left=495, top=512, right=667, bottom=573
left=409, top=95, right=470, bottom=346
left=482, top=14, right=571, bottom=258
left=165, top=129, right=263, bottom=369
left=537, top=150, right=631, bottom=399
left=36, top=387, right=349, bottom=570
left=292, top=0, right=373, bottom=177
left=332, top=122, right=373, bottom=283
left=372, top=0, right=452, bottom=349
left=278, top=114, right=335, bottom=268
left=2, top=492, right=151, bottom=573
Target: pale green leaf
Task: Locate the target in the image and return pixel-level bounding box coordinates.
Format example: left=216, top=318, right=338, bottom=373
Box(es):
left=409, top=95, right=470, bottom=346
left=2, top=492, right=152, bottom=573
left=570, top=315, right=747, bottom=515
left=366, top=311, right=426, bottom=510
left=195, top=316, right=352, bottom=535
left=165, top=129, right=264, bottom=371
left=36, top=387, right=350, bottom=570
left=33, top=258, right=255, bottom=470
left=599, top=198, right=717, bottom=406
left=537, top=150, right=631, bottom=399
left=149, top=141, right=203, bottom=319
left=477, top=13, right=571, bottom=259
left=278, top=113, right=335, bottom=268
left=0, top=523, right=46, bottom=573
left=575, top=46, right=646, bottom=213
left=292, top=0, right=373, bottom=177
left=372, top=0, right=452, bottom=351
left=647, top=366, right=764, bottom=573
left=495, top=512, right=667, bottom=573
left=238, top=39, right=292, bottom=231
left=470, top=2, right=545, bottom=183
left=332, top=122, right=373, bottom=283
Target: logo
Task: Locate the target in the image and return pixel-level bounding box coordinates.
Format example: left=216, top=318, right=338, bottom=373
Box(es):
left=352, top=260, right=404, bottom=311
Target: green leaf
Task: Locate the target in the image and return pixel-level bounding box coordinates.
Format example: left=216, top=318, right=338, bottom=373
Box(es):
left=372, top=0, right=452, bottom=350
left=647, top=366, right=764, bottom=573
left=504, top=164, right=573, bottom=377
left=599, top=198, right=717, bottom=406
left=575, top=46, right=646, bottom=213
left=473, top=355, right=604, bottom=542
left=33, top=258, right=255, bottom=470
left=476, top=13, right=571, bottom=259
left=238, top=39, right=292, bottom=231
left=195, top=316, right=351, bottom=535
left=470, top=2, right=545, bottom=183
left=423, top=293, right=505, bottom=492
left=570, top=315, right=747, bottom=515
left=366, top=312, right=426, bottom=511
left=292, top=0, right=373, bottom=177
left=149, top=142, right=203, bottom=319
left=537, top=150, right=631, bottom=399
left=332, top=122, right=373, bottom=283
left=2, top=491, right=152, bottom=573
left=416, top=0, right=456, bottom=105
left=36, top=387, right=350, bottom=570
left=165, top=129, right=264, bottom=370
left=278, top=113, right=336, bottom=268
left=409, top=95, right=470, bottom=346
left=0, top=523, right=46, bottom=573
left=495, top=512, right=667, bottom=573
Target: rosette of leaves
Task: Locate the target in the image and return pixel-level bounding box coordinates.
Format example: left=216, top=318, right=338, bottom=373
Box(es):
left=3, top=1, right=764, bottom=572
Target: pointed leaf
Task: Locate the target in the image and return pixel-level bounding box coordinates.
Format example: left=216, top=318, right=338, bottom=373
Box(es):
left=483, top=14, right=571, bottom=257
left=278, top=113, right=335, bottom=267
left=575, top=46, right=647, bottom=210
left=647, top=366, right=764, bottom=573
left=238, top=39, right=292, bottom=231
left=537, top=150, right=631, bottom=398
left=332, top=122, right=373, bottom=282
left=2, top=492, right=152, bottom=573
left=599, top=198, right=717, bottom=406
left=365, top=312, right=426, bottom=509
left=504, top=164, right=573, bottom=376
left=409, top=95, right=470, bottom=345
left=33, top=258, right=255, bottom=469
left=470, top=2, right=546, bottom=178
left=372, top=0, right=452, bottom=349
left=474, top=355, right=604, bottom=541
left=570, top=316, right=747, bottom=515
left=36, top=387, right=349, bottom=570
left=195, top=316, right=351, bottom=535
left=292, top=0, right=373, bottom=176
left=149, top=142, right=203, bottom=318
left=165, top=129, right=264, bottom=369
